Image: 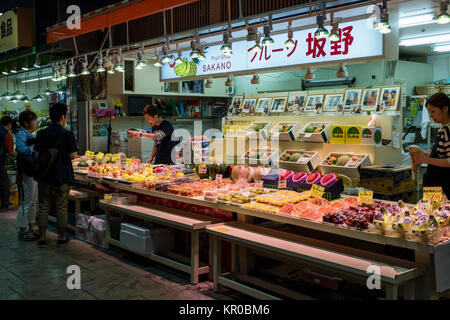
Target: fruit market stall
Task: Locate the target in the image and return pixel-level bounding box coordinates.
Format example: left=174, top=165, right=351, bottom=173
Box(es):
left=72, top=152, right=450, bottom=299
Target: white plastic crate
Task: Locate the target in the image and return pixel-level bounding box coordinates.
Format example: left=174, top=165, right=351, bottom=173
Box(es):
left=298, top=122, right=332, bottom=143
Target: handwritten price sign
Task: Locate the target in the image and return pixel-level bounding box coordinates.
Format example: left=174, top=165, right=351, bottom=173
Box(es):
left=126, top=158, right=134, bottom=167
left=278, top=179, right=287, bottom=189
left=423, top=187, right=442, bottom=202
left=358, top=189, right=373, bottom=204
left=310, top=184, right=325, bottom=198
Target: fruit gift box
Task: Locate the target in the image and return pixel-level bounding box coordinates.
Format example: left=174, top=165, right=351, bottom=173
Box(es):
left=319, top=152, right=372, bottom=182
left=279, top=149, right=321, bottom=174
left=245, top=122, right=273, bottom=140
left=298, top=122, right=332, bottom=143
left=269, top=122, right=301, bottom=142
left=243, top=148, right=279, bottom=166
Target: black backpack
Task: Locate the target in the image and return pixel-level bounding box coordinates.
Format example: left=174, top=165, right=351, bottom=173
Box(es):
left=34, top=130, right=66, bottom=182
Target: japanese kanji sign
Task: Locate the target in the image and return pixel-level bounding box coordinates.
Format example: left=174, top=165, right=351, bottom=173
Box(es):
left=0, top=10, right=19, bottom=53
left=161, top=18, right=383, bottom=81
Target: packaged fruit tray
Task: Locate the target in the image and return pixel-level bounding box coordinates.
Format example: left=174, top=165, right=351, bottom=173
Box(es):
left=279, top=150, right=321, bottom=174
left=269, top=122, right=301, bottom=142
left=299, top=122, right=332, bottom=143
left=319, top=152, right=372, bottom=180
left=245, top=122, right=273, bottom=140
left=243, top=148, right=279, bottom=166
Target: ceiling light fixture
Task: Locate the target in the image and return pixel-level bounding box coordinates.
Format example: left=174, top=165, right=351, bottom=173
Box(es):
left=67, top=59, right=76, bottom=77
left=33, top=57, right=40, bottom=68
left=374, top=0, right=391, bottom=33
left=315, top=1, right=329, bottom=39
left=252, top=33, right=262, bottom=52
left=114, top=48, right=124, bottom=72
left=436, top=0, right=450, bottom=24
left=205, top=78, right=213, bottom=88
left=225, top=76, right=233, bottom=87
left=32, top=94, right=44, bottom=102
left=198, top=47, right=206, bottom=61
left=251, top=74, right=260, bottom=84
left=399, top=13, right=435, bottom=28
left=2, top=68, right=8, bottom=75
left=153, top=49, right=162, bottom=67
left=190, top=40, right=201, bottom=59
left=59, top=62, right=68, bottom=80
left=161, top=45, right=172, bottom=64
left=285, top=21, right=295, bottom=48
left=329, top=17, right=340, bottom=41
left=433, top=44, right=450, bottom=52
left=10, top=63, right=18, bottom=73
left=399, top=33, right=450, bottom=46
left=220, top=33, right=232, bottom=55
left=22, top=60, right=30, bottom=71
left=81, top=56, right=90, bottom=75
left=97, top=53, right=106, bottom=72
left=336, top=64, right=348, bottom=78
left=246, top=26, right=258, bottom=42
left=21, top=75, right=52, bottom=83
left=21, top=95, right=30, bottom=103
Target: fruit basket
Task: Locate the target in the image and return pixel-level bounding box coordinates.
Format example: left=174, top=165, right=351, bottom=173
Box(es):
left=242, top=148, right=279, bottom=166
left=298, top=122, right=332, bottom=143
left=279, top=150, right=321, bottom=173
left=319, top=152, right=372, bottom=182
left=245, top=122, right=273, bottom=140
left=269, top=122, right=301, bottom=142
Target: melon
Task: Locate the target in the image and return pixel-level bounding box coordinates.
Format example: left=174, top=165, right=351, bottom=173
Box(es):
left=253, top=166, right=270, bottom=181
left=289, top=153, right=302, bottom=162
left=336, top=155, right=350, bottom=166
left=247, top=167, right=255, bottom=182
left=231, top=165, right=251, bottom=181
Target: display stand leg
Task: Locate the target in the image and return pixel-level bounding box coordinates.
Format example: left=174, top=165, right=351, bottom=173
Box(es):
left=403, top=281, right=415, bottom=300
left=208, top=235, right=213, bottom=280
left=75, top=200, right=81, bottom=215
left=414, top=251, right=436, bottom=299
left=385, top=285, right=398, bottom=300
left=190, top=230, right=200, bottom=284
left=231, top=243, right=237, bottom=273
left=213, top=237, right=221, bottom=292
left=104, top=209, right=111, bottom=249
left=237, top=213, right=254, bottom=275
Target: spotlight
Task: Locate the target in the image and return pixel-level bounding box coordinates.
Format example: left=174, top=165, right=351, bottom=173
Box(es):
left=190, top=40, right=201, bottom=59
left=2, top=68, right=8, bottom=75
left=107, top=67, right=115, bottom=74
left=329, top=19, right=340, bottom=41
left=21, top=95, right=30, bottom=103
left=161, top=46, right=172, bottom=64
left=436, top=0, right=450, bottom=24
left=246, top=27, right=258, bottom=42
left=114, top=49, right=124, bottom=72
left=153, top=53, right=162, bottom=67
left=175, top=50, right=183, bottom=64
left=304, top=68, right=315, bottom=80
left=9, top=97, right=18, bottom=103
left=97, top=55, right=106, bottom=73
left=33, top=57, right=40, bottom=68
left=13, top=90, right=24, bottom=99
left=336, top=64, right=348, bottom=78
left=10, top=64, right=18, bottom=73
left=251, top=74, right=260, bottom=84
left=67, top=59, right=76, bottom=77
left=22, top=61, right=30, bottom=71
left=314, top=15, right=329, bottom=39
left=0, top=91, right=12, bottom=100
left=220, top=34, right=232, bottom=55
left=262, top=25, right=274, bottom=46
left=43, top=88, right=54, bottom=96
left=59, top=63, right=67, bottom=80
left=81, top=56, right=90, bottom=75
left=285, top=25, right=295, bottom=48
left=198, top=47, right=206, bottom=61
left=32, top=94, right=44, bottom=102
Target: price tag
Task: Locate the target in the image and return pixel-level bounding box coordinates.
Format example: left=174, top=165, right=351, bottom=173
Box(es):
left=277, top=168, right=287, bottom=176
left=95, top=152, right=104, bottom=161
left=104, top=154, right=112, bottom=162
left=214, top=228, right=230, bottom=232
left=145, top=164, right=153, bottom=172
left=112, top=155, right=120, bottom=163
left=84, top=150, right=91, bottom=157
left=126, top=158, right=133, bottom=167
left=358, top=189, right=374, bottom=204
left=278, top=179, right=287, bottom=189
left=423, top=187, right=442, bottom=202
left=215, top=174, right=223, bottom=182
left=199, top=166, right=207, bottom=174
left=310, top=184, right=325, bottom=198
left=256, top=180, right=263, bottom=189
left=104, top=194, right=112, bottom=200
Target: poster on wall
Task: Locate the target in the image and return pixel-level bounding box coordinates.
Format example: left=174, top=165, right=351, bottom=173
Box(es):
left=323, top=94, right=344, bottom=112
left=361, top=88, right=380, bottom=111
left=161, top=18, right=383, bottom=81
left=287, top=94, right=307, bottom=113
left=344, top=89, right=362, bottom=112
left=270, top=97, right=288, bottom=113
left=241, top=98, right=257, bottom=113
left=255, top=98, right=272, bottom=114
left=380, top=87, right=401, bottom=111
left=305, top=95, right=324, bottom=112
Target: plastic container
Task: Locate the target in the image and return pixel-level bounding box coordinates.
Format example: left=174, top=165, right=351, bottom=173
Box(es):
left=299, top=122, right=332, bottom=143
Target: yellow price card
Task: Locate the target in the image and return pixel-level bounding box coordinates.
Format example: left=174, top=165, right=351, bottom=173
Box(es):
left=310, top=184, right=325, bottom=198
left=104, top=194, right=112, bottom=200
left=126, top=158, right=133, bottom=166
left=423, top=187, right=442, bottom=202
left=85, top=150, right=91, bottom=157
left=214, top=228, right=230, bottom=232
left=358, top=189, right=374, bottom=204
left=104, top=154, right=112, bottom=162
left=95, top=152, right=104, bottom=161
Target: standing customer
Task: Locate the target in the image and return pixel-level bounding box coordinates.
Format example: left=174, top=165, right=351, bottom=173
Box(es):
left=0, top=116, right=17, bottom=212
left=16, top=110, right=39, bottom=241
left=410, top=93, right=450, bottom=198
left=35, top=103, right=78, bottom=248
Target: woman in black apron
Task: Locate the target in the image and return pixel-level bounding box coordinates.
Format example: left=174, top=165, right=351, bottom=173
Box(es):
left=410, top=93, right=450, bottom=198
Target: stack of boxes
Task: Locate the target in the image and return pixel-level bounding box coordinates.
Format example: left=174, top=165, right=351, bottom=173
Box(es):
left=127, top=136, right=155, bottom=162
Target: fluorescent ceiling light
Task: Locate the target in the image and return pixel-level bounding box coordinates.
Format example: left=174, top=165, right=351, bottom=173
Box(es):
left=399, top=14, right=435, bottom=28
left=433, top=44, right=450, bottom=52
left=22, top=75, right=53, bottom=83
left=399, top=33, right=450, bottom=46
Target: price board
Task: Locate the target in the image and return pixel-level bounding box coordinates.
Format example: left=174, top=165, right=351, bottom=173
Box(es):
left=278, top=179, right=287, bottom=189
left=310, top=184, right=325, bottom=198
left=358, top=189, right=374, bottom=204
left=423, top=187, right=442, bottom=202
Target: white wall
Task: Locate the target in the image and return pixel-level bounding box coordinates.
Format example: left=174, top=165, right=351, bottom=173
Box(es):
left=427, top=54, right=450, bottom=82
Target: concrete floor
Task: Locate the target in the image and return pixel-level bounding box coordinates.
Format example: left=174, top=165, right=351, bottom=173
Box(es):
left=0, top=210, right=239, bottom=300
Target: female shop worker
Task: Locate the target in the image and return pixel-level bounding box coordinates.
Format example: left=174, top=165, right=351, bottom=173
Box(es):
left=138, top=105, right=176, bottom=165
left=410, top=93, right=450, bottom=198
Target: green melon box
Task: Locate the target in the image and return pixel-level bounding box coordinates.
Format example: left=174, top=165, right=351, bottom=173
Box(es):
left=330, top=125, right=346, bottom=144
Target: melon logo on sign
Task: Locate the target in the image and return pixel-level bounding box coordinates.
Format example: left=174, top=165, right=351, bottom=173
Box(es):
left=332, top=127, right=344, bottom=138
left=347, top=126, right=360, bottom=139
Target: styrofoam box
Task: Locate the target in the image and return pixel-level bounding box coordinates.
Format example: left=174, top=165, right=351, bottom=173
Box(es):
left=319, top=152, right=372, bottom=180
left=245, top=122, right=273, bottom=140
left=128, top=137, right=155, bottom=152
left=279, top=150, right=322, bottom=174
left=120, top=227, right=175, bottom=255
left=269, top=122, right=301, bottom=142
left=298, top=122, right=332, bottom=143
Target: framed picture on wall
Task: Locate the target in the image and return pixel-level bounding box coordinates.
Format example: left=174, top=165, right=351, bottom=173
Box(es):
left=287, top=94, right=307, bottom=113
left=344, top=88, right=362, bottom=112
left=230, top=95, right=243, bottom=115
left=380, top=87, right=401, bottom=111
left=255, top=98, right=272, bottom=114
left=241, top=98, right=257, bottom=113
left=304, top=95, right=324, bottom=112
left=323, top=94, right=344, bottom=112
left=270, top=97, right=288, bottom=113
left=361, top=88, right=380, bottom=111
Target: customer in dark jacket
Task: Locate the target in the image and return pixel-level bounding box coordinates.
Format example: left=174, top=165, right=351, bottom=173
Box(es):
left=35, top=103, right=78, bottom=248
left=0, top=116, right=17, bottom=212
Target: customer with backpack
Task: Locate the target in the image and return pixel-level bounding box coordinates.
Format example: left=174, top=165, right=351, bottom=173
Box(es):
left=16, top=110, right=39, bottom=241
left=0, top=116, right=17, bottom=212
left=35, top=103, right=78, bottom=248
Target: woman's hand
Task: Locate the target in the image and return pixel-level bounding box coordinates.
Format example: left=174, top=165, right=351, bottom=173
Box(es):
left=411, top=152, right=428, bottom=165
left=147, top=157, right=153, bottom=164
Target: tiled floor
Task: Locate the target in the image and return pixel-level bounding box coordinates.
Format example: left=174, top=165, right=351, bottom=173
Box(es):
left=0, top=210, right=238, bottom=300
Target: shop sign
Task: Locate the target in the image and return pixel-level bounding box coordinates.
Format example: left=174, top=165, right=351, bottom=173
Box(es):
left=161, top=18, right=383, bottom=80
left=423, top=187, right=442, bottom=202
left=0, top=11, right=17, bottom=53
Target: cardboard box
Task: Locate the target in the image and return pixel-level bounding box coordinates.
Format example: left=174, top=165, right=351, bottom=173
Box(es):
left=359, top=165, right=416, bottom=194
left=344, top=125, right=362, bottom=144
left=330, top=125, right=346, bottom=144
left=127, top=137, right=154, bottom=153
left=361, top=127, right=382, bottom=145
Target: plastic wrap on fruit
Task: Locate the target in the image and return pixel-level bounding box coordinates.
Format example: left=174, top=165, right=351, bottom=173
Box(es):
left=391, top=214, right=404, bottom=231
left=435, top=210, right=450, bottom=226
left=394, top=216, right=414, bottom=233
left=407, top=145, right=422, bottom=171
left=373, top=209, right=392, bottom=230
left=414, top=201, right=434, bottom=215
left=411, top=214, right=434, bottom=236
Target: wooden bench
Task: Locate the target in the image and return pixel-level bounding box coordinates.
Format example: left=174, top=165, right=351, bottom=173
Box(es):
left=207, top=221, right=425, bottom=300
left=98, top=200, right=221, bottom=284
